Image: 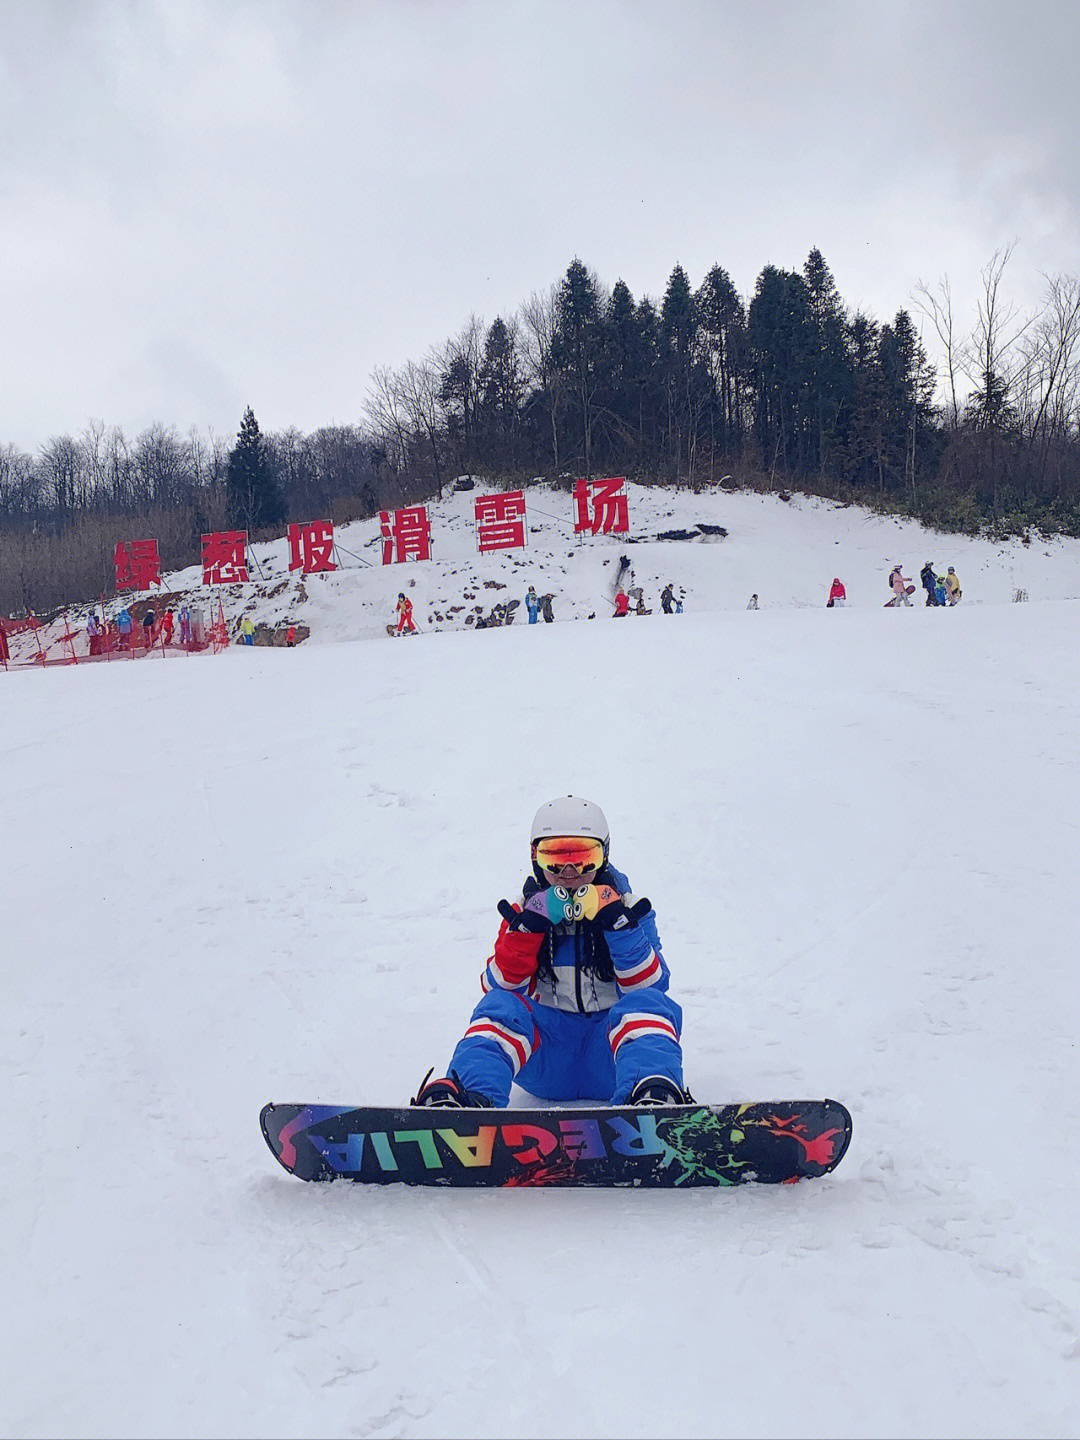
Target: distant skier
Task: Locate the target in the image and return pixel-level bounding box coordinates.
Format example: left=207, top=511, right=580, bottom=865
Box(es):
left=827, top=578, right=846, bottom=607
left=86, top=612, right=103, bottom=656
left=411, top=796, right=688, bottom=1110
left=240, top=616, right=256, bottom=645
left=141, top=608, right=156, bottom=649
left=887, top=566, right=912, bottom=606
left=934, top=573, right=948, bottom=606
left=613, top=589, right=630, bottom=617
left=178, top=605, right=191, bottom=646
left=525, top=586, right=540, bottom=624
left=395, top=593, right=416, bottom=635
left=117, top=607, right=133, bottom=648
left=920, top=561, right=939, bottom=606
left=945, top=567, right=962, bottom=605
left=660, top=583, right=675, bottom=614
left=540, top=593, right=554, bottom=623
left=746, top=593, right=759, bottom=610
left=160, top=610, right=174, bottom=646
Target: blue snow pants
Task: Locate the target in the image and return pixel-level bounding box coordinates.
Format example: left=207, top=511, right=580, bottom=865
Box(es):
left=448, top=988, right=684, bottom=1106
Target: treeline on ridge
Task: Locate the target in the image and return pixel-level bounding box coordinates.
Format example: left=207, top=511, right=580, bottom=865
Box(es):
left=2, top=246, right=1078, bottom=613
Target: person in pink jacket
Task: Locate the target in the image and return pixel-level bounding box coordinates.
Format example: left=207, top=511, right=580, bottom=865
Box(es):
left=887, top=566, right=912, bottom=606
left=827, top=578, right=846, bottom=607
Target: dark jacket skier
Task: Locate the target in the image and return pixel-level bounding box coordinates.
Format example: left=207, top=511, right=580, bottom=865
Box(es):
left=920, top=563, right=938, bottom=605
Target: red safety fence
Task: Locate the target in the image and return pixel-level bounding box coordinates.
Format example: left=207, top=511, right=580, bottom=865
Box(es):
left=2, top=596, right=224, bottom=672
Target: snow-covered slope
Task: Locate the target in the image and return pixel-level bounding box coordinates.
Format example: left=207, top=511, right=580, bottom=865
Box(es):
left=3, top=489, right=1079, bottom=1439
left=9, top=484, right=1079, bottom=663
left=162, top=482, right=1080, bottom=639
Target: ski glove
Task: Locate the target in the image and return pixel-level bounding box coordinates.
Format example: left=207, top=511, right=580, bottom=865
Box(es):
left=491, top=889, right=574, bottom=987
left=491, top=922, right=543, bottom=985
left=499, top=887, right=575, bottom=933
left=573, top=884, right=652, bottom=931
left=491, top=903, right=548, bottom=985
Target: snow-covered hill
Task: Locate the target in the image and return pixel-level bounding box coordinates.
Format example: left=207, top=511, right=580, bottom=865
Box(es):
left=8, top=483, right=1080, bottom=664
left=3, top=487, right=1079, bottom=1439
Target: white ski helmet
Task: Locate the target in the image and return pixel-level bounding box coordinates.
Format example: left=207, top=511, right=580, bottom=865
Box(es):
left=530, top=796, right=610, bottom=856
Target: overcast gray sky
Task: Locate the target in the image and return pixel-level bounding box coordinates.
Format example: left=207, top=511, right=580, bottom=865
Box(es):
left=3, top=0, right=1078, bottom=453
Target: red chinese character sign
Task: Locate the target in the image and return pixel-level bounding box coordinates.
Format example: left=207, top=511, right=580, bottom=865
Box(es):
left=114, top=539, right=161, bottom=591
left=202, top=531, right=249, bottom=585
left=288, top=520, right=336, bottom=574
left=380, top=506, right=431, bottom=564
left=574, top=477, right=629, bottom=536
left=474, top=491, right=527, bottom=553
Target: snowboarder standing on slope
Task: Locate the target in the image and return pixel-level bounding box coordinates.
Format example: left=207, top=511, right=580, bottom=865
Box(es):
left=887, top=565, right=912, bottom=606
left=827, top=577, right=846, bottom=607
left=920, top=561, right=939, bottom=606
left=525, top=586, right=540, bottom=624
left=412, top=796, right=689, bottom=1109
left=395, top=592, right=416, bottom=635
left=945, top=566, right=962, bottom=604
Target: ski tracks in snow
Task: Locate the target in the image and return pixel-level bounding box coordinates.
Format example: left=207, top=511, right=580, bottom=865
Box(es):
left=427, top=1205, right=603, bottom=1439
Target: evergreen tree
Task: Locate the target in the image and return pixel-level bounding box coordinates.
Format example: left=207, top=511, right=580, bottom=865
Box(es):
left=226, top=407, right=284, bottom=532
left=842, top=311, right=886, bottom=491
left=878, top=310, right=937, bottom=499
left=746, top=267, right=817, bottom=473
left=600, top=280, right=638, bottom=445
left=802, top=249, right=853, bottom=473
left=600, top=279, right=653, bottom=465
left=552, top=259, right=605, bottom=473
left=634, top=297, right=663, bottom=464
left=695, top=264, right=746, bottom=456
left=476, top=317, right=523, bottom=469
left=660, top=264, right=702, bottom=477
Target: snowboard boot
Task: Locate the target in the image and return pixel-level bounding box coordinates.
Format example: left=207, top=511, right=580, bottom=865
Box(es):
left=411, top=1069, right=494, bottom=1109
left=628, top=1074, right=694, bottom=1107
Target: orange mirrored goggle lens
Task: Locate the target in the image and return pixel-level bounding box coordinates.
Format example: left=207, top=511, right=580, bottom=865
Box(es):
left=534, top=836, right=605, bottom=871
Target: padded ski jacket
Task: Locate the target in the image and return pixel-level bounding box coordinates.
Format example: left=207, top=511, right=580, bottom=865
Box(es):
left=481, top=863, right=670, bottom=1015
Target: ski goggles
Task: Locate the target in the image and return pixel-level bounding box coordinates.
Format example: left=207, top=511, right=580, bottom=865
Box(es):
left=533, top=836, right=605, bottom=875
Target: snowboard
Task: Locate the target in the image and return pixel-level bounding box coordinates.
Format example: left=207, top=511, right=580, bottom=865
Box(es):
left=884, top=584, right=916, bottom=606
left=260, top=1098, right=851, bottom=1188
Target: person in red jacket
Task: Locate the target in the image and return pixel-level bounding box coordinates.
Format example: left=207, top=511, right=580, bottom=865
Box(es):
left=613, top=589, right=630, bottom=617
left=827, top=578, right=846, bottom=607
left=395, top=593, right=416, bottom=635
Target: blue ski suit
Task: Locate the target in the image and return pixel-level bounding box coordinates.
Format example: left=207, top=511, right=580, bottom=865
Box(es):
left=449, top=864, right=684, bottom=1106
